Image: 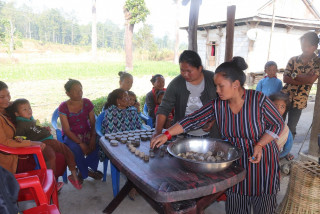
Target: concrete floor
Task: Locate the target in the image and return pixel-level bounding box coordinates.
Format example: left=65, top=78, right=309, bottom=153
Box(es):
left=19, top=102, right=315, bottom=214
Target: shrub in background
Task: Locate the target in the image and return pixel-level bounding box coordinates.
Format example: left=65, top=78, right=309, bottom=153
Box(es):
left=92, top=95, right=146, bottom=115
left=138, top=95, right=146, bottom=112
left=92, top=96, right=107, bottom=115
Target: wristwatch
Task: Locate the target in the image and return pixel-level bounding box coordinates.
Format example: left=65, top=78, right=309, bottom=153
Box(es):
left=291, top=72, right=297, bottom=80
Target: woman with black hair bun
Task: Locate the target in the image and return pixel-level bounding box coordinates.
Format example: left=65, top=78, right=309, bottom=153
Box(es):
left=118, top=71, right=141, bottom=112
left=118, top=71, right=133, bottom=91
left=151, top=56, right=284, bottom=214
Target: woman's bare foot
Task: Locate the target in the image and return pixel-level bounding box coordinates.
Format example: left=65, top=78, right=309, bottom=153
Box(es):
left=286, top=153, right=294, bottom=161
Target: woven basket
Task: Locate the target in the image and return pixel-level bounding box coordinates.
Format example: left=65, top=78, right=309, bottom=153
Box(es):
left=278, top=161, right=320, bottom=214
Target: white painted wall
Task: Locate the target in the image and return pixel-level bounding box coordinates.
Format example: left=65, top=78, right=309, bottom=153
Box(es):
left=197, top=25, right=308, bottom=73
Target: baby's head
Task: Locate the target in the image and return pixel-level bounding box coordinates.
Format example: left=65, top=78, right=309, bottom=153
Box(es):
left=127, top=91, right=137, bottom=106
left=269, top=92, right=289, bottom=116
left=264, top=61, right=278, bottom=78
left=12, top=98, right=33, bottom=120
left=156, top=90, right=165, bottom=105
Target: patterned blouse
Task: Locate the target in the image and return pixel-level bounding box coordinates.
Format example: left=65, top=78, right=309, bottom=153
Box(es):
left=179, top=90, right=284, bottom=196
left=58, top=98, right=94, bottom=144
left=282, top=54, right=320, bottom=109
left=101, top=105, right=142, bottom=134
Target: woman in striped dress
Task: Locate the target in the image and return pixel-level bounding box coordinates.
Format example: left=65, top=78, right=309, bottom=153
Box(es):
left=151, top=57, right=284, bottom=214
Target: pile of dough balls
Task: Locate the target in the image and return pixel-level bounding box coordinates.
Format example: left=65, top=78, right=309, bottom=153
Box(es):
left=177, top=151, right=226, bottom=162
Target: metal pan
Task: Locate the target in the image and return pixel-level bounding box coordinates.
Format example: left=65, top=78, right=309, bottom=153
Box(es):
left=167, top=138, right=243, bottom=173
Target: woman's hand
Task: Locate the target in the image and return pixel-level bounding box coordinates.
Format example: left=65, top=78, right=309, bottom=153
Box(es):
left=150, top=134, right=168, bottom=149
left=152, top=130, right=162, bottom=139
left=15, top=136, right=25, bottom=143
left=249, top=144, right=263, bottom=164
left=31, top=141, right=46, bottom=151
left=202, top=120, right=215, bottom=132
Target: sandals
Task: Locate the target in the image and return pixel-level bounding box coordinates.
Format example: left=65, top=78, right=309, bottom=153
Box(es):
left=88, top=168, right=103, bottom=180
left=57, top=182, right=64, bottom=192
left=286, top=153, right=294, bottom=161
left=68, top=175, right=82, bottom=190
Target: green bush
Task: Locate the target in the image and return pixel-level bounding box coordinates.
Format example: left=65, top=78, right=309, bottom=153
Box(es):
left=93, top=95, right=146, bottom=115
left=92, top=96, right=107, bottom=115
left=138, top=95, right=146, bottom=112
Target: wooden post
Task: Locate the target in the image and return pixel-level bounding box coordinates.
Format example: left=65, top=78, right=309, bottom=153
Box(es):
left=225, top=5, right=236, bottom=62
left=309, top=78, right=320, bottom=156
left=267, top=0, right=276, bottom=61
left=188, top=0, right=201, bottom=52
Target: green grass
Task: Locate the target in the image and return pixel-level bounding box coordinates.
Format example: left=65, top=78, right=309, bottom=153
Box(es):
left=0, top=61, right=180, bottom=82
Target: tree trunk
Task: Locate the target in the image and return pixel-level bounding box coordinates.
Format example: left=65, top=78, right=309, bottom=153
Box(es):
left=309, top=77, right=320, bottom=156
left=9, top=19, right=15, bottom=53
left=71, top=23, right=74, bottom=45
left=28, top=21, right=31, bottom=39
left=174, top=0, right=181, bottom=64
left=124, top=8, right=134, bottom=71
left=188, top=0, right=200, bottom=52
left=92, top=0, right=97, bottom=58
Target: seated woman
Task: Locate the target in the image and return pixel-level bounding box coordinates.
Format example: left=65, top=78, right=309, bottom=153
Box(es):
left=145, top=74, right=165, bottom=123
left=101, top=88, right=142, bottom=200
left=0, top=81, right=45, bottom=174
left=59, top=79, right=102, bottom=181
left=102, top=89, right=142, bottom=134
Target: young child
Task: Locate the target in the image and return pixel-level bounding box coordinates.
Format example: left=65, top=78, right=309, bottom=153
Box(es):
left=10, top=99, right=82, bottom=189
left=256, top=61, right=283, bottom=96
left=155, top=90, right=172, bottom=129
left=127, top=91, right=140, bottom=113
left=269, top=92, right=294, bottom=160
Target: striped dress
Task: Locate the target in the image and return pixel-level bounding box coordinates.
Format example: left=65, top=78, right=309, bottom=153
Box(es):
left=179, top=90, right=284, bottom=196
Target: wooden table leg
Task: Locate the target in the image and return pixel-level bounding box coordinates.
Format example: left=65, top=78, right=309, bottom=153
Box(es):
left=196, top=190, right=226, bottom=214
left=134, top=183, right=164, bottom=214
left=162, top=202, right=197, bottom=214
left=103, top=181, right=133, bottom=214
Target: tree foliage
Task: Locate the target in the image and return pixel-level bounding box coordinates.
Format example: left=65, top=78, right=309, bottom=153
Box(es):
left=0, top=0, right=124, bottom=49
left=0, top=0, right=181, bottom=59
left=124, top=0, right=150, bottom=25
